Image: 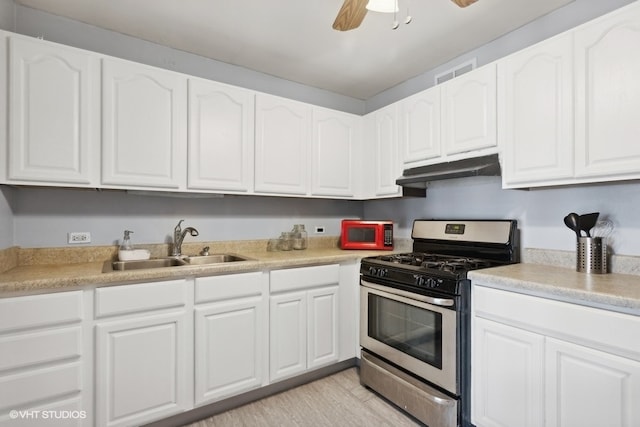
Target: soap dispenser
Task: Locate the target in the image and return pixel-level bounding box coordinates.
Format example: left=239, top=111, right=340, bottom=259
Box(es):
left=120, top=230, right=134, bottom=251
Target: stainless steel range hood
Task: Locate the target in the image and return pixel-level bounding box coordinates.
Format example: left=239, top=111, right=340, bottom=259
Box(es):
left=396, top=154, right=501, bottom=189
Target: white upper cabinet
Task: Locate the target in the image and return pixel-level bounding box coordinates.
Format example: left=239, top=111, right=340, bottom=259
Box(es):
left=364, top=102, right=402, bottom=198
left=311, top=107, right=360, bottom=198
left=8, top=36, right=99, bottom=185
left=442, top=64, right=497, bottom=156
left=499, top=33, right=575, bottom=187
left=254, top=94, right=311, bottom=195
left=188, top=78, right=254, bottom=192
left=574, top=3, right=640, bottom=179
left=102, top=58, right=187, bottom=189
left=400, top=86, right=441, bottom=166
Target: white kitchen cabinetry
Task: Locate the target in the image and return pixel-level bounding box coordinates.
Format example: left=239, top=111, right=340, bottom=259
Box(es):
left=187, top=78, right=255, bottom=193
left=574, top=3, right=640, bottom=180
left=193, top=272, right=267, bottom=405
left=472, top=284, right=640, bottom=427
left=311, top=107, right=360, bottom=198
left=400, top=87, right=441, bottom=167
left=442, top=64, right=497, bottom=156
left=499, top=33, right=574, bottom=187
left=364, top=103, right=402, bottom=198
left=269, top=264, right=340, bottom=382
left=0, top=291, right=90, bottom=427
left=255, top=94, right=311, bottom=195
left=94, top=279, right=191, bottom=427
left=7, top=35, right=99, bottom=186
left=102, top=58, right=187, bottom=189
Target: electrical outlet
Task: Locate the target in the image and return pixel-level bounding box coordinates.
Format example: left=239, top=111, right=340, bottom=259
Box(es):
left=314, top=226, right=325, bottom=234
left=68, top=232, right=91, bottom=244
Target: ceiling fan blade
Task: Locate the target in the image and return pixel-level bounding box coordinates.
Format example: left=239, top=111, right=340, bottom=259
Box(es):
left=451, top=0, right=478, bottom=7
left=333, top=0, right=368, bottom=31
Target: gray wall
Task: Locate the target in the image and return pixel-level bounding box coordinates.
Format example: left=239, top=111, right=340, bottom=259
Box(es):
left=0, top=0, right=13, bottom=31
left=0, top=187, right=14, bottom=248
left=10, top=187, right=363, bottom=248
left=365, top=178, right=640, bottom=257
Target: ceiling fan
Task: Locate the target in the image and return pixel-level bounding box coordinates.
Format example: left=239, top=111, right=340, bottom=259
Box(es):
left=332, top=0, right=478, bottom=31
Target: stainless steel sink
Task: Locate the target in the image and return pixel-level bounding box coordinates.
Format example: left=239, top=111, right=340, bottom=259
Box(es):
left=104, top=253, right=254, bottom=272
left=184, top=254, right=250, bottom=265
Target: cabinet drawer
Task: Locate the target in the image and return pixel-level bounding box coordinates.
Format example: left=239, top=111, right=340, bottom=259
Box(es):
left=0, top=291, right=83, bottom=333
left=0, top=326, right=82, bottom=372
left=195, top=272, right=263, bottom=304
left=270, top=264, right=340, bottom=293
left=474, top=285, right=640, bottom=359
left=95, top=279, right=187, bottom=318
left=0, top=362, right=82, bottom=412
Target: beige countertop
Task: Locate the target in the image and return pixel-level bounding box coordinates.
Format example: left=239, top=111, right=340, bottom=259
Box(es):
left=0, top=239, right=401, bottom=297
left=469, top=263, right=640, bottom=315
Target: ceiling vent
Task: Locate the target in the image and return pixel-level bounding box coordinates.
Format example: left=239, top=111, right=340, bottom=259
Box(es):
left=434, top=59, right=477, bottom=85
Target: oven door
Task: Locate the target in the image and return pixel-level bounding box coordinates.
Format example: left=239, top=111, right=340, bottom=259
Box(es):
left=360, top=280, right=458, bottom=394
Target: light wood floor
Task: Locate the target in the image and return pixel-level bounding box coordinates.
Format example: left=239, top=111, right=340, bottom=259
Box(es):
left=184, top=367, right=423, bottom=426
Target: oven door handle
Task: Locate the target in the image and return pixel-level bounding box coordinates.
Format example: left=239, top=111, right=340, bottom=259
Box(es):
left=360, top=280, right=455, bottom=307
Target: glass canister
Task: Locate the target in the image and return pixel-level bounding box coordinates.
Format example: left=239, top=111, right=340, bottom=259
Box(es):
left=292, top=224, right=308, bottom=250
left=278, top=232, right=293, bottom=251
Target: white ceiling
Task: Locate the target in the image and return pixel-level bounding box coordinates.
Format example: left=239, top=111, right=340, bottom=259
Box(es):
left=16, top=0, right=573, bottom=99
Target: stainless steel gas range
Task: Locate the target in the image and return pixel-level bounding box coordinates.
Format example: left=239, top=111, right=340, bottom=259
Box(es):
left=359, top=219, right=518, bottom=427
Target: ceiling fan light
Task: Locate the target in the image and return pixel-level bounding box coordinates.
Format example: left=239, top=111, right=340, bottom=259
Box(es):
left=366, top=0, right=398, bottom=13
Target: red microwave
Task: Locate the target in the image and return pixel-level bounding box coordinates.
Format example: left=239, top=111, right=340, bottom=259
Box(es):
left=340, top=220, right=394, bottom=250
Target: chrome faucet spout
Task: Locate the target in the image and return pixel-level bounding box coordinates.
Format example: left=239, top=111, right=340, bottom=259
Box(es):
left=171, top=220, right=199, bottom=257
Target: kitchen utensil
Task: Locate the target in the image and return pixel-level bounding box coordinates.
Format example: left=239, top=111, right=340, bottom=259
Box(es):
left=563, top=213, right=581, bottom=239
left=578, top=212, right=599, bottom=237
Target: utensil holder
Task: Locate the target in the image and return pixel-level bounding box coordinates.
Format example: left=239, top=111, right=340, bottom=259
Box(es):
left=577, top=237, right=607, bottom=274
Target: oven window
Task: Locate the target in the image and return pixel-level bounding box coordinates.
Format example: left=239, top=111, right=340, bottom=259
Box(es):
left=368, top=294, right=443, bottom=369
left=348, top=227, right=375, bottom=243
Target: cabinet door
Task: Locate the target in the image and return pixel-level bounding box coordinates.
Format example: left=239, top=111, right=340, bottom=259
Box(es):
left=311, top=108, right=359, bottom=197
left=95, top=311, right=189, bottom=427
left=442, top=64, right=497, bottom=155
left=269, top=291, right=307, bottom=382
left=500, top=34, right=574, bottom=187
left=545, top=337, right=640, bottom=427
left=370, top=103, right=402, bottom=197
left=473, top=317, right=545, bottom=427
left=574, top=3, right=640, bottom=179
left=8, top=36, right=97, bottom=185
left=400, top=87, right=441, bottom=165
left=194, top=296, right=265, bottom=405
left=188, top=79, right=254, bottom=192
left=255, top=94, right=310, bottom=195
left=307, top=286, right=339, bottom=369
left=102, top=58, right=186, bottom=189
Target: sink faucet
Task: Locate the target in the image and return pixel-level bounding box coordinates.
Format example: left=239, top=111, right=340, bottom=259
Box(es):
left=172, top=219, right=199, bottom=257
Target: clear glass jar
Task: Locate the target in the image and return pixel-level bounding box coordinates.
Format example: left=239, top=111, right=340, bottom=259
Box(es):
left=278, top=232, right=293, bottom=251
left=292, top=224, right=308, bottom=250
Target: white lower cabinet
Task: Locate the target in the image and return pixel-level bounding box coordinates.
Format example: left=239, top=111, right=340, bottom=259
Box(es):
left=269, top=265, right=340, bottom=382
left=472, top=285, right=640, bottom=427
left=193, top=272, right=267, bottom=406
left=0, top=291, right=89, bottom=427
left=94, top=279, right=191, bottom=427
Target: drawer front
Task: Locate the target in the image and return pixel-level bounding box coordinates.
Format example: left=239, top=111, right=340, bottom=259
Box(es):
left=0, top=326, right=82, bottom=372
left=0, top=291, right=83, bottom=333
left=95, top=279, right=187, bottom=318
left=270, top=264, right=340, bottom=293
left=195, top=272, right=263, bottom=304
left=0, top=362, right=82, bottom=412
left=474, top=285, right=640, bottom=359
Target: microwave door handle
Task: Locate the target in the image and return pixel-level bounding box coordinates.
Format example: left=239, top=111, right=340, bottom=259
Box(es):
left=361, top=280, right=455, bottom=307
